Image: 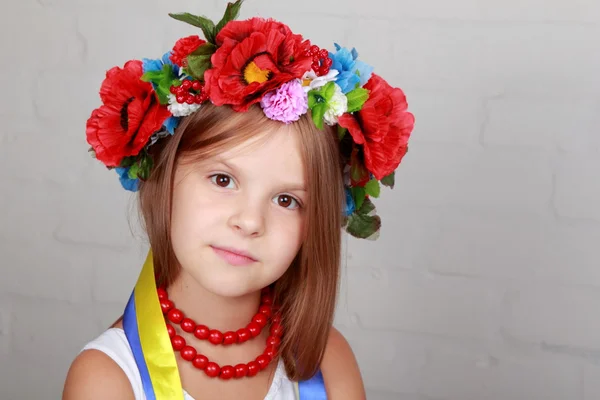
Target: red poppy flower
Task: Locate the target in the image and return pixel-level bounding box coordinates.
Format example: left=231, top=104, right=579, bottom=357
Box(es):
left=86, top=60, right=171, bottom=167
left=204, top=18, right=312, bottom=112
left=170, top=35, right=206, bottom=67
left=338, top=74, right=414, bottom=181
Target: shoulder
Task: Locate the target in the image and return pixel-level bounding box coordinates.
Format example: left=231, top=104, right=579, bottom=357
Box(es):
left=320, top=327, right=366, bottom=400
left=62, top=349, right=135, bottom=400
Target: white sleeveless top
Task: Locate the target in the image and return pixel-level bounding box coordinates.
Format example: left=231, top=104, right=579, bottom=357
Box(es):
left=81, top=328, right=298, bottom=400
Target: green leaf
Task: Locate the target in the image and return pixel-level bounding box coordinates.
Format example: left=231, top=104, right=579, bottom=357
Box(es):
left=138, top=154, right=154, bottom=180
left=357, top=197, right=376, bottom=215
left=190, top=42, right=217, bottom=56
left=216, top=0, right=244, bottom=34
left=346, top=212, right=381, bottom=239
left=187, top=54, right=212, bottom=81
left=351, top=186, right=366, bottom=210
left=186, top=42, right=217, bottom=81
left=141, top=64, right=177, bottom=104
left=127, top=163, right=140, bottom=180
left=364, top=178, right=381, bottom=198
left=346, top=87, right=369, bottom=113
left=350, top=158, right=369, bottom=184
left=311, top=103, right=326, bottom=129
left=169, top=13, right=216, bottom=43
left=381, top=172, right=395, bottom=189
left=307, top=90, right=320, bottom=108
left=321, top=81, right=336, bottom=102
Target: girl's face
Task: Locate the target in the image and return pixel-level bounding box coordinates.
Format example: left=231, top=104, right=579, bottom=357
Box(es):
left=170, top=124, right=307, bottom=297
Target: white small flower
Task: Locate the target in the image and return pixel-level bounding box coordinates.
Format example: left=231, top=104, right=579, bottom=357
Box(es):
left=323, top=83, right=348, bottom=126
left=301, top=69, right=339, bottom=93
left=167, top=94, right=201, bottom=117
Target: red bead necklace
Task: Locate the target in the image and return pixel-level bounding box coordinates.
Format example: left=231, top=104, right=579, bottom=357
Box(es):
left=158, top=287, right=284, bottom=380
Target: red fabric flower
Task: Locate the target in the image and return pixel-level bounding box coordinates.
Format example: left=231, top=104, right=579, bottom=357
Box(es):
left=204, top=18, right=313, bottom=112
left=338, top=74, right=415, bottom=181
left=170, top=35, right=206, bottom=67
left=86, top=60, right=171, bottom=167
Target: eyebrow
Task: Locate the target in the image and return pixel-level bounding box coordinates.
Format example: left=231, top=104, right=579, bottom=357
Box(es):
left=211, top=158, right=307, bottom=192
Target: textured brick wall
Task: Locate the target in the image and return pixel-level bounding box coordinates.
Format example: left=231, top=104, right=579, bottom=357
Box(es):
left=1, top=0, right=599, bottom=399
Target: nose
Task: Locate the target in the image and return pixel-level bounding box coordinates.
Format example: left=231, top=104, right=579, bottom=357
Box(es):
left=227, top=198, right=266, bottom=237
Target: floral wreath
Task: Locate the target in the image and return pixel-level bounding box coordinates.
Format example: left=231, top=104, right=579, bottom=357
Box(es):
left=86, top=0, right=415, bottom=240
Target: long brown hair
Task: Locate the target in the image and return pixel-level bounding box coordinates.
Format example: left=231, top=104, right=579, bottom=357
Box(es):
left=137, top=103, right=344, bottom=380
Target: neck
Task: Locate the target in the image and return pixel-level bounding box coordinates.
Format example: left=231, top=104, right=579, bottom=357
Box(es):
left=165, top=269, right=262, bottom=330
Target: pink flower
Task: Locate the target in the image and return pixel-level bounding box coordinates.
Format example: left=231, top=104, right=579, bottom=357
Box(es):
left=260, top=79, right=308, bottom=124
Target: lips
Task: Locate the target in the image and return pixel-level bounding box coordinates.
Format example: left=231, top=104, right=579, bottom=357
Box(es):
left=211, top=245, right=258, bottom=262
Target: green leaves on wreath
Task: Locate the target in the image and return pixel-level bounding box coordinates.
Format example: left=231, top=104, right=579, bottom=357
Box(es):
left=216, top=0, right=244, bottom=33
left=141, top=64, right=179, bottom=105
left=345, top=87, right=369, bottom=113
left=308, top=82, right=337, bottom=130
left=168, top=13, right=217, bottom=43
left=381, top=172, right=395, bottom=189
left=123, top=152, right=154, bottom=181
left=186, top=42, right=217, bottom=81
left=169, top=0, right=244, bottom=45
left=346, top=197, right=381, bottom=240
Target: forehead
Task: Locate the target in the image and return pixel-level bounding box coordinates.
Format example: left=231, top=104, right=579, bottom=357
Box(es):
left=214, top=125, right=305, bottom=182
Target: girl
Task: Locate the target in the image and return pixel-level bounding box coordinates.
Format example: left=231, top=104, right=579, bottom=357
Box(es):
left=63, top=1, right=414, bottom=399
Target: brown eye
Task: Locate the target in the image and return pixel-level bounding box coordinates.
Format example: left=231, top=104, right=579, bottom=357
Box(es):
left=210, top=174, right=235, bottom=189
left=275, top=195, right=300, bottom=210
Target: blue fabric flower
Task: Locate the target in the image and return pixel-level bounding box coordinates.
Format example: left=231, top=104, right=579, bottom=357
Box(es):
left=142, top=52, right=181, bottom=135
left=329, top=43, right=374, bottom=94
left=163, top=116, right=180, bottom=135
left=142, top=51, right=179, bottom=76
left=344, top=188, right=356, bottom=216
left=115, top=167, right=139, bottom=192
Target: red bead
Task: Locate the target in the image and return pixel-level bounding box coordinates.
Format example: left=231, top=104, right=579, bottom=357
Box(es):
left=261, top=287, right=271, bottom=295
left=167, top=308, right=184, bottom=324
left=247, top=361, right=260, bottom=377
left=247, top=322, right=261, bottom=337
left=180, top=345, right=197, bottom=361
left=236, top=328, right=251, bottom=343
left=195, top=94, right=204, bottom=104
left=319, top=49, right=329, bottom=58
left=253, top=313, right=268, bottom=328
left=180, top=318, right=196, bottom=333
left=208, top=330, right=224, bottom=345
left=223, top=331, right=237, bottom=345
left=176, top=95, right=186, bottom=103
left=264, top=346, right=277, bottom=359
left=192, top=80, right=202, bottom=91
left=157, top=288, right=168, bottom=300
left=194, top=325, right=209, bottom=340
left=310, top=45, right=319, bottom=54
left=169, top=85, right=178, bottom=94
left=271, top=314, right=281, bottom=324
left=270, top=322, right=283, bottom=337
left=266, top=335, right=281, bottom=347
left=192, top=354, right=208, bottom=370
left=166, top=324, right=176, bottom=338
left=171, top=335, right=185, bottom=351
left=219, top=365, right=235, bottom=380
left=160, top=299, right=174, bottom=314
left=258, top=305, right=272, bottom=317
left=256, top=354, right=271, bottom=370
left=261, top=295, right=273, bottom=306
left=185, top=95, right=195, bottom=104
left=204, top=362, right=220, bottom=378
left=234, top=363, right=248, bottom=378
left=324, top=57, right=333, bottom=67
left=182, top=80, right=192, bottom=90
